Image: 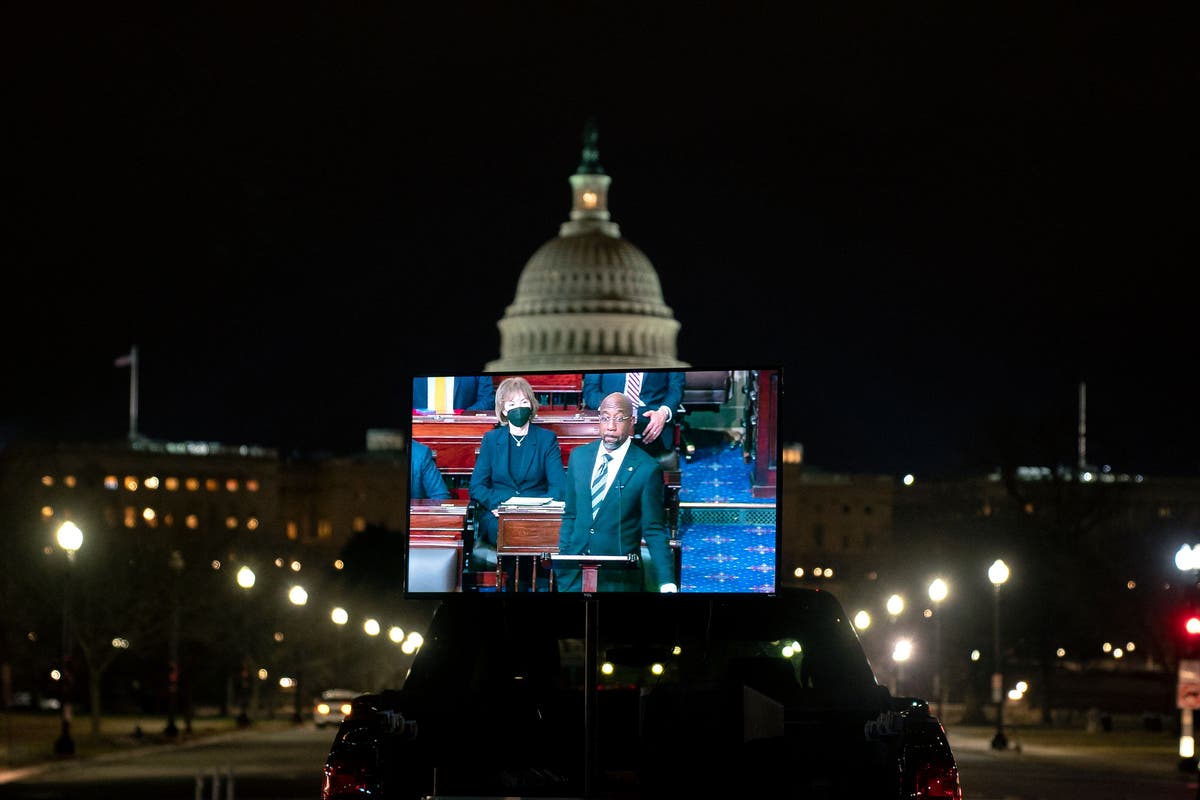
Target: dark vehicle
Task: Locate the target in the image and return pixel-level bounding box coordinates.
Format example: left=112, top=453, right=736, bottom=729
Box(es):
left=314, top=688, right=362, bottom=728
left=322, top=589, right=962, bottom=799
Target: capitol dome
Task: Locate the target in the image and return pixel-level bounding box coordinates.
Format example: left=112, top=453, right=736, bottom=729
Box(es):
left=485, top=124, right=687, bottom=372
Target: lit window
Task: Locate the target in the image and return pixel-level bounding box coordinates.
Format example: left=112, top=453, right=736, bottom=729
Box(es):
left=41, top=506, right=53, bottom=519
left=225, top=516, right=238, bottom=529
left=104, top=475, right=119, bottom=490
left=205, top=478, right=219, bottom=492
left=1023, top=502, right=1034, bottom=514
left=353, top=516, right=366, bottom=532
left=286, top=521, right=298, bottom=541
left=226, top=478, right=239, bottom=492
left=123, top=507, right=137, bottom=528
left=246, top=479, right=260, bottom=492
left=41, top=475, right=54, bottom=487
left=581, top=190, right=598, bottom=208
left=246, top=517, right=259, bottom=531
left=64, top=475, right=76, bottom=488
left=142, top=508, right=156, bottom=522
left=163, top=513, right=174, bottom=527
left=186, top=514, right=199, bottom=530
left=165, top=477, right=179, bottom=491
left=124, top=476, right=139, bottom=491
left=185, top=477, right=200, bottom=491
left=317, top=519, right=333, bottom=539
left=143, top=476, right=159, bottom=490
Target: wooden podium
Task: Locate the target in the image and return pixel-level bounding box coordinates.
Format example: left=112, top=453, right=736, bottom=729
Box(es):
left=495, top=505, right=562, bottom=591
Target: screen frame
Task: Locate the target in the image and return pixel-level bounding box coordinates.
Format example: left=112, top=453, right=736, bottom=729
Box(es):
left=402, top=365, right=783, bottom=597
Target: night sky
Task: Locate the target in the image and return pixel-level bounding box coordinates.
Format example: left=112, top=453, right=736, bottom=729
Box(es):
left=4, top=3, right=1195, bottom=479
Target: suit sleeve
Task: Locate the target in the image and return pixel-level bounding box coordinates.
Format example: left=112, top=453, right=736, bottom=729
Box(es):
left=638, top=460, right=674, bottom=588
left=664, top=372, right=686, bottom=414
left=417, top=448, right=450, bottom=500
left=581, top=374, right=603, bottom=410
left=412, top=443, right=451, bottom=501
left=464, top=377, right=496, bottom=412
left=542, top=431, right=567, bottom=500
left=468, top=432, right=506, bottom=511
left=558, top=448, right=582, bottom=553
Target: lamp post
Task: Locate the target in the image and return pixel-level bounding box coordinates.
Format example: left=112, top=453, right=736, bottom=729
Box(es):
left=54, top=521, right=83, bottom=756
left=164, top=549, right=184, bottom=738
left=988, top=559, right=1010, bottom=750
left=288, top=584, right=307, bottom=724
left=928, top=578, right=949, bottom=719
left=331, top=606, right=349, bottom=685
left=235, top=566, right=256, bottom=727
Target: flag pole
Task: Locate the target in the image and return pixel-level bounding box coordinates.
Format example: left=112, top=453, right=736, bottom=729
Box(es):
left=116, top=347, right=140, bottom=440
left=128, top=345, right=139, bottom=441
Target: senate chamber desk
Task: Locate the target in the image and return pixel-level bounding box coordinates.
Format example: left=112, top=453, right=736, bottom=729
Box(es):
left=407, top=498, right=469, bottom=592
left=411, top=412, right=600, bottom=474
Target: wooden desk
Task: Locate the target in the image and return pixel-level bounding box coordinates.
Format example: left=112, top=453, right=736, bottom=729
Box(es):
left=495, top=506, right=562, bottom=591
left=412, top=413, right=602, bottom=475
left=408, top=499, right=469, bottom=591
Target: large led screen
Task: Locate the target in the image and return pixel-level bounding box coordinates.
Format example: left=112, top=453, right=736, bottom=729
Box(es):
left=403, top=367, right=781, bottom=596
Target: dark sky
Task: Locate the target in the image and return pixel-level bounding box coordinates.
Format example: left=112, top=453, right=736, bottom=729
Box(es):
left=3, top=3, right=1195, bottom=478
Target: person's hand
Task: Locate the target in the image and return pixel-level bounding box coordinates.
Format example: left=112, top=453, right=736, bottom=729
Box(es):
left=641, top=408, right=667, bottom=444
left=659, top=583, right=678, bottom=593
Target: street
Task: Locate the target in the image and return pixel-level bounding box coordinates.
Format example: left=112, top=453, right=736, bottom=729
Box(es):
left=1, top=721, right=1194, bottom=800
left=0, top=723, right=333, bottom=800
left=948, top=725, right=1196, bottom=800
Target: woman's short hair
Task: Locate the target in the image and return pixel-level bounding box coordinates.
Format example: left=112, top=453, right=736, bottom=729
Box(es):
left=494, top=377, right=539, bottom=423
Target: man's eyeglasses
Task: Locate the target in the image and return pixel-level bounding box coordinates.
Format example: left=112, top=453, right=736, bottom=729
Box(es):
left=598, top=415, right=632, bottom=425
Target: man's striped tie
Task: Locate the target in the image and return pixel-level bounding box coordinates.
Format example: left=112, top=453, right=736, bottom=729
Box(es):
left=591, top=453, right=612, bottom=519
left=625, top=372, right=643, bottom=408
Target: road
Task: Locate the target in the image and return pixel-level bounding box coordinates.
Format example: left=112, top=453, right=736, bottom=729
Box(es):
left=1, top=721, right=1195, bottom=800
left=0, top=723, right=334, bottom=800
left=948, top=726, right=1196, bottom=800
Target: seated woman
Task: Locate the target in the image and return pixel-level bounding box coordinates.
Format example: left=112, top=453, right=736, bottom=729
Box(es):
left=469, top=377, right=566, bottom=584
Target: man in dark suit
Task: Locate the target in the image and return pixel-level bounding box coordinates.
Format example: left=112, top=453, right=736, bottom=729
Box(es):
left=555, top=392, right=677, bottom=593
left=410, top=438, right=450, bottom=501
left=413, top=375, right=496, bottom=414
left=582, top=371, right=685, bottom=464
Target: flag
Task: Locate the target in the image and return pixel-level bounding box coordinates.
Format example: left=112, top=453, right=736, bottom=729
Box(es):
left=114, top=352, right=133, bottom=368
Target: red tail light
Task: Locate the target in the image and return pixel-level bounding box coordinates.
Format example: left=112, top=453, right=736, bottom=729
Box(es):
left=321, top=752, right=371, bottom=799
left=914, top=760, right=962, bottom=799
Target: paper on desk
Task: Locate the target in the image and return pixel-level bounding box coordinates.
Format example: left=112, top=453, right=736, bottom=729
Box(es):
left=501, top=497, right=565, bottom=508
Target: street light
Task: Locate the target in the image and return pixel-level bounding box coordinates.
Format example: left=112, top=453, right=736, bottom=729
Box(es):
left=988, top=558, right=1010, bottom=750
left=54, top=520, right=83, bottom=756
left=235, top=566, right=255, bottom=727
left=928, top=577, right=948, bottom=719
left=288, top=584, right=307, bottom=723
